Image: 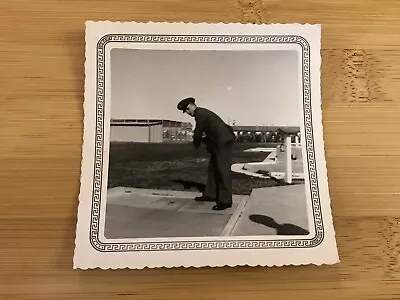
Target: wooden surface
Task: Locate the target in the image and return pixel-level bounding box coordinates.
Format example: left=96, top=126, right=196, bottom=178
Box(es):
left=1, top=0, right=400, bottom=299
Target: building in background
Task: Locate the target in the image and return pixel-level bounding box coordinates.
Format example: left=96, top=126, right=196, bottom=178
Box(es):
left=110, top=119, right=299, bottom=144
left=110, top=119, right=193, bottom=143
left=161, top=120, right=193, bottom=142
left=231, top=125, right=301, bottom=143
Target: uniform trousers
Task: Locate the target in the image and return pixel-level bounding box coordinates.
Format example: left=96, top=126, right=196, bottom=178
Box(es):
left=203, top=140, right=234, bottom=205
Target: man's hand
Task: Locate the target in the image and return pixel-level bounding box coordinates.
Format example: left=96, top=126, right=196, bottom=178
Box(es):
left=201, top=135, right=211, bottom=145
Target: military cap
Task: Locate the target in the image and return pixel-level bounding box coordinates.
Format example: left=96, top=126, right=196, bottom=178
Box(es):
left=177, top=97, right=195, bottom=112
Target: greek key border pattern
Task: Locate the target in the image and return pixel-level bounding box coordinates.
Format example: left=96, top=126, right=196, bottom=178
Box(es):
left=89, top=34, right=324, bottom=252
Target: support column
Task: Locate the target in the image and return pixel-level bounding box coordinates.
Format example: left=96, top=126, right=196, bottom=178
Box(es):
left=284, top=136, right=292, bottom=184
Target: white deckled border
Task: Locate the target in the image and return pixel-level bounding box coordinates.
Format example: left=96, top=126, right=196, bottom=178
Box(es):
left=74, top=20, right=339, bottom=270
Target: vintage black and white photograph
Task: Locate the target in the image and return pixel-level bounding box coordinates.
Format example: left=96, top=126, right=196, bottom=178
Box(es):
left=105, top=48, right=309, bottom=239
left=74, top=21, right=339, bottom=269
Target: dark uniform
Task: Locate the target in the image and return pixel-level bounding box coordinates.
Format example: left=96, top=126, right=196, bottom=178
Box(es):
left=177, top=97, right=236, bottom=209
left=192, top=107, right=236, bottom=207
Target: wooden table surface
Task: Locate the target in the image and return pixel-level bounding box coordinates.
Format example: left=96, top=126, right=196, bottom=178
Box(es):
left=1, top=0, right=400, bottom=299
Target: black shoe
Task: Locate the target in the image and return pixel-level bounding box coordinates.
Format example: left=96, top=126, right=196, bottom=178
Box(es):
left=212, top=203, right=232, bottom=211
left=195, top=196, right=215, bottom=202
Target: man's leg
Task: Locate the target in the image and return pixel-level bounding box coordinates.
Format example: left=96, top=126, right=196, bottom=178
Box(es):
left=213, top=141, right=233, bottom=208
left=203, top=154, right=218, bottom=200
left=196, top=151, right=217, bottom=202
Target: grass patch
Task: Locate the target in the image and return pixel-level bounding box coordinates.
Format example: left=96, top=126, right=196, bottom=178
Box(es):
left=107, top=142, right=302, bottom=195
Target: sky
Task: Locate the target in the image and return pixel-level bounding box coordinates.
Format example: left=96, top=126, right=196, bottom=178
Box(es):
left=110, top=48, right=300, bottom=127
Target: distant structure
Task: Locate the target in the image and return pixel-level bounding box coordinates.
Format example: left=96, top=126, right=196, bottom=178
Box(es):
left=231, top=125, right=301, bottom=143
left=110, top=119, right=193, bottom=143
left=110, top=119, right=299, bottom=144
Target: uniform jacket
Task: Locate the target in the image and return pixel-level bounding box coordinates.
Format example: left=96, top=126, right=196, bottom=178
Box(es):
left=192, top=107, right=235, bottom=148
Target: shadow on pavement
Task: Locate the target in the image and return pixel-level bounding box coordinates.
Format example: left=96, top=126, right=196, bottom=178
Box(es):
left=172, top=179, right=206, bottom=193
left=249, top=214, right=309, bottom=235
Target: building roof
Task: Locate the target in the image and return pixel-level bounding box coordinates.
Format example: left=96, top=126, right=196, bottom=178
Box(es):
left=232, top=125, right=300, bottom=133
left=110, top=119, right=297, bottom=133
left=110, top=119, right=192, bottom=129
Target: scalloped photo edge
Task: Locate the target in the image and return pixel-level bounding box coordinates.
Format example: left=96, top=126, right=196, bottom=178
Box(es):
left=73, top=21, right=339, bottom=269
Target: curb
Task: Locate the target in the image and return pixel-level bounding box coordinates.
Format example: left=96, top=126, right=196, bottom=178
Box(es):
left=221, top=195, right=250, bottom=236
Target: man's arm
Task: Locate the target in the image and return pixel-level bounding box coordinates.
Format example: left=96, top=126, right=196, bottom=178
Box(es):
left=193, top=113, right=208, bottom=148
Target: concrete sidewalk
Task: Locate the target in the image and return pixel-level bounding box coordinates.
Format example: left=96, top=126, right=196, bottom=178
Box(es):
left=229, top=184, right=310, bottom=236
left=104, top=187, right=248, bottom=239
left=104, top=184, right=310, bottom=239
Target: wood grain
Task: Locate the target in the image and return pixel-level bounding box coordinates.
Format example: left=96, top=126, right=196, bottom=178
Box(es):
left=1, top=0, right=400, bottom=299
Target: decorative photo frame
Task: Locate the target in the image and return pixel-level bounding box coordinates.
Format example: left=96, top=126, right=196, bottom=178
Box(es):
left=74, top=21, right=339, bottom=269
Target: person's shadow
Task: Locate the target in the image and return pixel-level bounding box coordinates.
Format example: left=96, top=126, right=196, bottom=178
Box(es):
left=249, top=214, right=309, bottom=235
left=172, top=179, right=206, bottom=193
